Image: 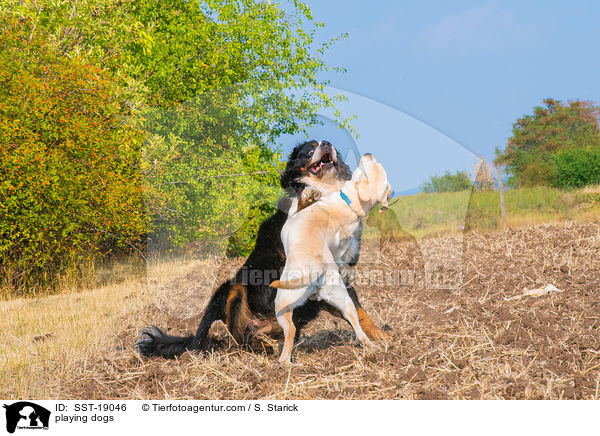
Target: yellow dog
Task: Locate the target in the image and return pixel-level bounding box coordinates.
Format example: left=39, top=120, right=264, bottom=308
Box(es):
left=271, top=154, right=391, bottom=364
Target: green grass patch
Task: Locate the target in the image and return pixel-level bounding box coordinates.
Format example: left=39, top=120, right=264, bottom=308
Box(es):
left=367, top=185, right=600, bottom=238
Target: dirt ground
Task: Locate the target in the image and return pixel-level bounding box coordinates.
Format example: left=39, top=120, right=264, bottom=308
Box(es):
left=60, top=220, right=600, bottom=399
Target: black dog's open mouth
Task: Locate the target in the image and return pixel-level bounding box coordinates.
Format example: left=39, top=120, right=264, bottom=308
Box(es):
left=308, top=153, right=334, bottom=175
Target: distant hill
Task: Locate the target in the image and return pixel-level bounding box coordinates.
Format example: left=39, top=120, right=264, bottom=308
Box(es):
left=395, top=187, right=421, bottom=196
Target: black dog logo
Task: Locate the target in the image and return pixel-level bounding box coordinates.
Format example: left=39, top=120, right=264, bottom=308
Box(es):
left=2, top=402, right=50, bottom=434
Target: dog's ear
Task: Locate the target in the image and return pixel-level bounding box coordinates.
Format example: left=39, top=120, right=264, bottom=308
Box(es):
left=354, top=178, right=370, bottom=203
left=280, top=154, right=304, bottom=196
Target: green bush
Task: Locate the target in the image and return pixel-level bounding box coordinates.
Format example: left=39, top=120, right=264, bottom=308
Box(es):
left=0, top=18, right=146, bottom=291
left=420, top=171, right=472, bottom=193
left=553, top=148, right=600, bottom=188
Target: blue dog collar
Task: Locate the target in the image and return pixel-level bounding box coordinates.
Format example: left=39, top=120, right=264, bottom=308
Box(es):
left=340, top=190, right=352, bottom=207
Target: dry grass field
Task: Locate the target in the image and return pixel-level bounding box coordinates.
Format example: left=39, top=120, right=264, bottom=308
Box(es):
left=1, top=219, right=599, bottom=400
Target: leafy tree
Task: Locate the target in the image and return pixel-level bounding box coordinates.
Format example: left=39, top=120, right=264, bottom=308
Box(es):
left=5, top=0, right=350, bottom=133
left=496, top=98, right=600, bottom=187
left=420, top=171, right=472, bottom=193
left=1, top=0, right=352, bottom=292
left=26, top=0, right=351, bottom=255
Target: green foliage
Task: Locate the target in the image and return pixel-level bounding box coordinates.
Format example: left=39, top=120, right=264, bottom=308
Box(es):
left=225, top=201, right=277, bottom=257
left=420, top=171, right=472, bottom=193
left=3, top=0, right=352, bottom=134
left=553, top=147, right=600, bottom=188
left=123, top=0, right=353, bottom=256
left=1, top=0, right=351, bottom=292
left=496, top=98, right=600, bottom=187
left=0, top=17, right=146, bottom=290
left=141, top=100, right=284, bottom=254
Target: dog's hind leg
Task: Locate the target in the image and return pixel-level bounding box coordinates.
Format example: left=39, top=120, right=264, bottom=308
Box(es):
left=224, top=284, right=253, bottom=345
left=274, top=286, right=313, bottom=365
left=320, top=270, right=374, bottom=348
left=275, top=307, right=296, bottom=365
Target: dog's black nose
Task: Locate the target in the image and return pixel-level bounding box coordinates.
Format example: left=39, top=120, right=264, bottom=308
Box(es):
left=320, top=140, right=332, bottom=150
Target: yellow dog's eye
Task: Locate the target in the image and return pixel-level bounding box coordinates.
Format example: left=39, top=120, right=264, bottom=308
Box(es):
left=307, top=150, right=314, bottom=156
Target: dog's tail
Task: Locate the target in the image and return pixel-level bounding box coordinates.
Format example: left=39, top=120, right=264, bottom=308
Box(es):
left=135, top=281, right=230, bottom=358
left=134, top=326, right=197, bottom=359
left=270, top=277, right=311, bottom=289
left=271, top=266, right=326, bottom=290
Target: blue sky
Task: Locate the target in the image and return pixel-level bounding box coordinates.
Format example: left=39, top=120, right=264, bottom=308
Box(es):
left=278, top=1, right=600, bottom=192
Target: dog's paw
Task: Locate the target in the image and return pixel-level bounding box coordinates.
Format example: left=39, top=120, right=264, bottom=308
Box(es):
left=297, top=186, right=322, bottom=212
left=362, top=323, right=392, bottom=341
left=374, top=328, right=392, bottom=341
